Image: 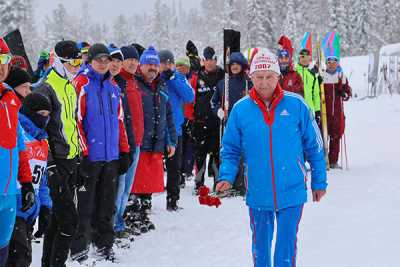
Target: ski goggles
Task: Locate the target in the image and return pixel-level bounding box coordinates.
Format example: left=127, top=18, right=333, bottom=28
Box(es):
left=59, top=57, right=82, bottom=67
left=0, top=54, right=12, bottom=65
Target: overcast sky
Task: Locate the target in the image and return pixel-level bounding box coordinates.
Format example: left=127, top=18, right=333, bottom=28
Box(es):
left=36, top=0, right=201, bottom=23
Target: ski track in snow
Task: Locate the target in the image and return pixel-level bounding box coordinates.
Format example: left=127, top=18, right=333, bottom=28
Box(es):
left=31, top=95, right=400, bottom=267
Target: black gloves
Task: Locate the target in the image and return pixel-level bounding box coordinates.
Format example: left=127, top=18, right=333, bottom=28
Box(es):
left=21, top=182, right=35, bottom=212
left=314, top=111, right=321, bottom=126
left=34, top=206, right=51, bottom=238
left=119, top=152, right=132, bottom=175
left=186, top=40, right=198, bottom=56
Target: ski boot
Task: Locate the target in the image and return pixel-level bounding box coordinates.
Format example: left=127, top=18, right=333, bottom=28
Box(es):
left=70, top=248, right=89, bottom=264
left=95, top=246, right=117, bottom=263
left=141, top=199, right=155, bottom=231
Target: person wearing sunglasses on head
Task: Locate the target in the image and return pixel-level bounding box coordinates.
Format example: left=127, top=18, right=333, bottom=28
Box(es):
left=295, top=48, right=322, bottom=126
left=0, top=38, right=34, bottom=267
left=322, top=55, right=352, bottom=169
left=70, top=43, right=130, bottom=263
left=34, top=40, right=81, bottom=267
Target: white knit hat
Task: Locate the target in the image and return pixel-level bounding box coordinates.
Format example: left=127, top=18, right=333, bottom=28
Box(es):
left=249, top=48, right=281, bottom=76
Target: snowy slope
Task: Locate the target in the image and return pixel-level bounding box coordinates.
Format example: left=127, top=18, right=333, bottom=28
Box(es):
left=31, top=95, right=400, bottom=267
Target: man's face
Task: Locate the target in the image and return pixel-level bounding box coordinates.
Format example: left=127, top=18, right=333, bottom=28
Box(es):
left=204, top=59, right=217, bottom=73
left=299, top=54, right=311, bottom=67
left=91, top=56, right=111, bottom=74
left=109, top=58, right=122, bottom=76
left=230, top=63, right=242, bottom=75
left=82, top=53, right=88, bottom=63
left=251, top=71, right=279, bottom=101
left=63, top=62, right=80, bottom=75
left=326, top=59, right=338, bottom=71
left=160, top=62, right=174, bottom=72
left=141, top=64, right=160, bottom=82
left=14, top=82, right=32, bottom=98
left=176, top=64, right=190, bottom=75
left=122, top=58, right=139, bottom=75
left=278, top=56, right=290, bottom=66
left=0, top=63, right=9, bottom=82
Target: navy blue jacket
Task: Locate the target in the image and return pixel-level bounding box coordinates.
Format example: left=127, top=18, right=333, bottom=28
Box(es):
left=212, top=74, right=252, bottom=116
left=136, top=74, right=177, bottom=153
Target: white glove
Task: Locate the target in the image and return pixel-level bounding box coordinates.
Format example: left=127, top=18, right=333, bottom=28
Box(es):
left=217, top=108, right=225, bottom=120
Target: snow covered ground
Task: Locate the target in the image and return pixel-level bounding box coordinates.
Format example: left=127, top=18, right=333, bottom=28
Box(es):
left=31, top=95, right=400, bottom=266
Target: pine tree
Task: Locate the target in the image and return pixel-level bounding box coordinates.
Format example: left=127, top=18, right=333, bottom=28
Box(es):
left=113, top=14, right=131, bottom=46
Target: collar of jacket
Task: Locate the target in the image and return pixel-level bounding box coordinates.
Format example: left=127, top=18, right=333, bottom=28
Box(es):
left=249, top=84, right=284, bottom=125
left=19, top=113, right=48, bottom=140
left=119, top=67, right=135, bottom=81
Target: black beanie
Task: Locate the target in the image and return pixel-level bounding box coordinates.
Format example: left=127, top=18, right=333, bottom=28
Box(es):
left=132, top=43, right=145, bottom=58
left=203, top=46, right=216, bottom=60
left=55, top=40, right=81, bottom=60
left=22, top=92, right=52, bottom=113
left=88, top=43, right=111, bottom=62
left=5, top=67, right=32, bottom=89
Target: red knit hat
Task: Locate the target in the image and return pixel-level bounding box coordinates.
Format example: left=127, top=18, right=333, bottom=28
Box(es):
left=0, top=38, right=11, bottom=55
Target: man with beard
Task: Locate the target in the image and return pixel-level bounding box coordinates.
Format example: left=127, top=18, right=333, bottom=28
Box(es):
left=193, top=46, right=224, bottom=193
left=130, top=46, right=176, bottom=231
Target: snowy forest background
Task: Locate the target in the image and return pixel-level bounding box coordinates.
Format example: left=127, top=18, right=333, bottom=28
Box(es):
left=0, top=0, right=399, bottom=66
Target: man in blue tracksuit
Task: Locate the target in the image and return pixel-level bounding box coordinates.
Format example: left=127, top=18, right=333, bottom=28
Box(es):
left=159, top=50, right=194, bottom=211
left=216, top=49, right=327, bottom=267
left=7, top=92, right=52, bottom=267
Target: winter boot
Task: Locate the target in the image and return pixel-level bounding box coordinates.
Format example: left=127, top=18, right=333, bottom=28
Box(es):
left=70, top=248, right=89, bottom=263
left=166, top=198, right=183, bottom=212
left=96, top=246, right=117, bottom=262
left=141, top=199, right=155, bottom=231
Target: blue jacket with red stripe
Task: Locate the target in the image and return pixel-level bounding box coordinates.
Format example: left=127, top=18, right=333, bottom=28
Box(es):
left=16, top=114, right=51, bottom=223
left=74, top=65, right=130, bottom=162
left=218, top=85, right=327, bottom=210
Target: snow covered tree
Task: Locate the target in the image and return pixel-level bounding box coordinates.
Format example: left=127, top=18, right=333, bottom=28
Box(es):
left=112, top=14, right=131, bottom=46
left=282, top=0, right=298, bottom=50
left=43, top=3, right=76, bottom=49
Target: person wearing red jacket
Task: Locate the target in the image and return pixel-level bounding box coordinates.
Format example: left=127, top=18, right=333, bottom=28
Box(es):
left=112, top=44, right=144, bottom=237
left=0, top=38, right=33, bottom=267
left=278, top=49, right=304, bottom=96
left=322, top=56, right=352, bottom=168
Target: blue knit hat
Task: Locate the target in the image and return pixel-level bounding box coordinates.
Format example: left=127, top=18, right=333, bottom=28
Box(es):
left=139, top=46, right=160, bottom=66
left=108, top=44, right=124, bottom=61
left=121, top=45, right=139, bottom=60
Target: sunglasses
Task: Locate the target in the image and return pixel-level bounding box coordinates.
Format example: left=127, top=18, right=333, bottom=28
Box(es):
left=0, top=54, right=12, bottom=65
left=299, top=55, right=310, bottom=58
left=59, top=57, right=82, bottom=67
left=81, top=48, right=89, bottom=54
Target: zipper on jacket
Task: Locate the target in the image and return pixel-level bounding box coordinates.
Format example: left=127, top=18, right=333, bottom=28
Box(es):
left=97, top=90, right=104, bottom=115
left=4, top=104, right=12, bottom=129
left=108, top=92, right=114, bottom=114
left=268, top=124, right=279, bottom=211
left=4, top=149, right=13, bottom=193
